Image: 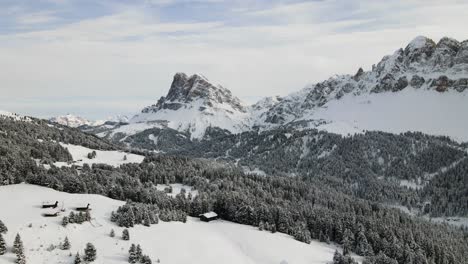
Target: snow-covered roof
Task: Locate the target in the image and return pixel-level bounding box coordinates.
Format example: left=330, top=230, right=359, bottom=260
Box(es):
left=200, top=212, right=218, bottom=218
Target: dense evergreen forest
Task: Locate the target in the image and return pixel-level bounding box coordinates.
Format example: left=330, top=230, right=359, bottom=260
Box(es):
left=1, top=115, right=468, bottom=264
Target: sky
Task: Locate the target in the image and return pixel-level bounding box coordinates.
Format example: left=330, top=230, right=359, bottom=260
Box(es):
left=1, top=0, right=468, bottom=120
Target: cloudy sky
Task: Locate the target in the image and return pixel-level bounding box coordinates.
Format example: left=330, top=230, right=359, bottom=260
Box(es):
left=1, top=0, right=467, bottom=120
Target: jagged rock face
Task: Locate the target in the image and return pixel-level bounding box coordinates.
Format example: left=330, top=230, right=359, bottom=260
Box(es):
left=260, top=36, right=468, bottom=126
left=142, top=73, right=246, bottom=114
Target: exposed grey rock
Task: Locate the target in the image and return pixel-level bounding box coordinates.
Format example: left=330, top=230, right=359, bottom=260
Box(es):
left=142, top=73, right=246, bottom=114
left=454, top=78, right=468, bottom=92
left=410, top=75, right=425, bottom=88
left=393, top=76, right=409, bottom=92
left=431, top=75, right=454, bottom=92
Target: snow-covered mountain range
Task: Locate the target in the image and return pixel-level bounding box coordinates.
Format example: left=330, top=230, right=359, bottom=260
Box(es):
left=81, top=36, right=468, bottom=141
left=50, top=114, right=130, bottom=128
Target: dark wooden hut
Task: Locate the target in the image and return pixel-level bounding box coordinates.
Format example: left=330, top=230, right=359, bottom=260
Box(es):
left=199, top=212, right=218, bottom=222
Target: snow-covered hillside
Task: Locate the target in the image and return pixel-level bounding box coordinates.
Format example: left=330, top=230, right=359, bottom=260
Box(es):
left=54, top=143, right=145, bottom=168
left=0, top=184, right=350, bottom=264
left=311, top=88, right=468, bottom=141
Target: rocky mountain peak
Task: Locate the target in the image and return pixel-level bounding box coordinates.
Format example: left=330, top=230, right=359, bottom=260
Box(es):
left=142, top=73, right=246, bottom=114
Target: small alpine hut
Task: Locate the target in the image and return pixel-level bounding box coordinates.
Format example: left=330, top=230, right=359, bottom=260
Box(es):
left=199, top=212, right=218, bottom=222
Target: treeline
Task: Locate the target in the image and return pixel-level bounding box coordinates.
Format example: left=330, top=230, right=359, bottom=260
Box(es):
left=2, top=116, right=468, bottom=263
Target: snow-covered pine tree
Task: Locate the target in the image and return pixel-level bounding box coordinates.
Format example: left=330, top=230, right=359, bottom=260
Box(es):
left=122, top=229, right=130, bottom=241
left=0, top=220, right=7, bottom=234
left=69, top=212, right=75, bottom=224
left=83, top=242, right=97, bottom=262
left=128, top=244, right=137, bottom=264
left=141, top=255, right=153, bottom=264
left=74, top=252, right=82, bottom=264
left=14, top=234, right=26, bottom=264
left=62, top=216, right=69, bottom=227
left=144, top=213, right=151, bottom=227
left=15, top=248, right=26, bottom=264
left=342, top=228, right=354, bottom=255
left=13, top=233, right=24, bottom=255
left=0, top=233, right=6, bottom=255
left=110, top=211, right=118, bottom=222
left=258, top=221, right=265, bottom=231
left=136, top=244, right=143, bottom=261
left=85, top=211, right=91, bottom=222
left=62, top=236, right=71, bottom=250
left=333, top=250, right=343, bottom=264
left=110, top=229, right=115, bottom=237
left=355, top=229, right=372, bottom=256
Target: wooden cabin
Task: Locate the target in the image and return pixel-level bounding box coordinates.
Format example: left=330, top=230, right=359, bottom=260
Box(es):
left=75, top=204, right=91, bottom=212
left=43, top=211, right=60, bottom=217
left=42, top=201, right=58, bottom=209
left=199, top=212, right=218, bottom=222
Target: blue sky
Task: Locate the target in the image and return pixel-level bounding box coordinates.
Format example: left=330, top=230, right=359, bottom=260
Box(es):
left=1, top=0, right=468, bottom=119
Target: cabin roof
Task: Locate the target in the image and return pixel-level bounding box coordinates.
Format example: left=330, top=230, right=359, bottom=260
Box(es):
left=200, top=212, right=217, bottom=218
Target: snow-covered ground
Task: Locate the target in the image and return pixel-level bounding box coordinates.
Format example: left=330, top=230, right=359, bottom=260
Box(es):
left=0, top=184, right=351, bottom=264
left=0, top=110, right=31, bottom=122
left=429, top=217, right=468, bottom=228
left=155, top=184, right=199, bottom=198
left=312, top=88, right=468, bottom=141
left=54, top=143, right=145, bottom=168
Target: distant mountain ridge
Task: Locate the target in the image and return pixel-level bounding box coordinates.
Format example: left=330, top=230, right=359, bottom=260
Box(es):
left=81, top=36, right=468, bottom=141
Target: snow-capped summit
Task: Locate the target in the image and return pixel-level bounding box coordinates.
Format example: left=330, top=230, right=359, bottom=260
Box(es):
left=50, top=114, right=93, bottom=128
left=126, top=73, right=250, bottom=138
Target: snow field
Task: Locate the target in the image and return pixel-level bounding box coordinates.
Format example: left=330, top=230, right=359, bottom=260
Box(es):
left=0, top=184, right=351, bottom=264
left=54, top=143, right=145, bottom=168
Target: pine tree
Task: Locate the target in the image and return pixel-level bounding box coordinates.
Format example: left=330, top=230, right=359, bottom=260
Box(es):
left=141, top=255, right=153, bottom=264
left=0, top=233, right=6, bottom=255
left=83, top=242, right=97, bottom=262
left=136, top=244, right=143, bottom=261
left=111, top=211, right=118, bottom=222
left=14, top=234, right=26, bottom=264
left=85, top=211, right=91, bottom=222
left=69, top=212, right=75, bottom=224
left=258, top=221, right=265, bottom=231
left=342, top=228, right=354, bottom=255
left=0, top=220, right=7, bottom=234
left=333, top=250, right=344, bottom=264
left=13, top=233, right=24, bottom=255
left=128, top=244, right=137, bottom=264
left=144, top=213, right=151, bottom=227
left=62, top=216, right=69, bottom=227
left=15, top=248, right=26, bottom=264
left=110, top=229, right=115, bottom=238
left=122, top=229, right=130, bottom=241
left=74, top=252, right=82, bottom=264
left=355, top=230, right=372, bottom=256
left=62, top=236, right=71, bottom=250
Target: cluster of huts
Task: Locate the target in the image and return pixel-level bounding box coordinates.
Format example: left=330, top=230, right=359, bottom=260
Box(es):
left=41, top=201, right=91, bottom=217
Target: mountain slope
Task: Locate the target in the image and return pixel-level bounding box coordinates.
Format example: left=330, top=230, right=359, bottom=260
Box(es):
left=256, top=36, right=468, bottom=140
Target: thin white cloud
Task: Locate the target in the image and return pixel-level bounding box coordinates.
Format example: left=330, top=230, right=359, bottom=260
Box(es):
left=16, top=11, right=58, bottom=25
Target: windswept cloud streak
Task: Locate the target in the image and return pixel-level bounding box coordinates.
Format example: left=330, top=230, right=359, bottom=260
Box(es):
left=0, top=0, right=467, bottom=119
